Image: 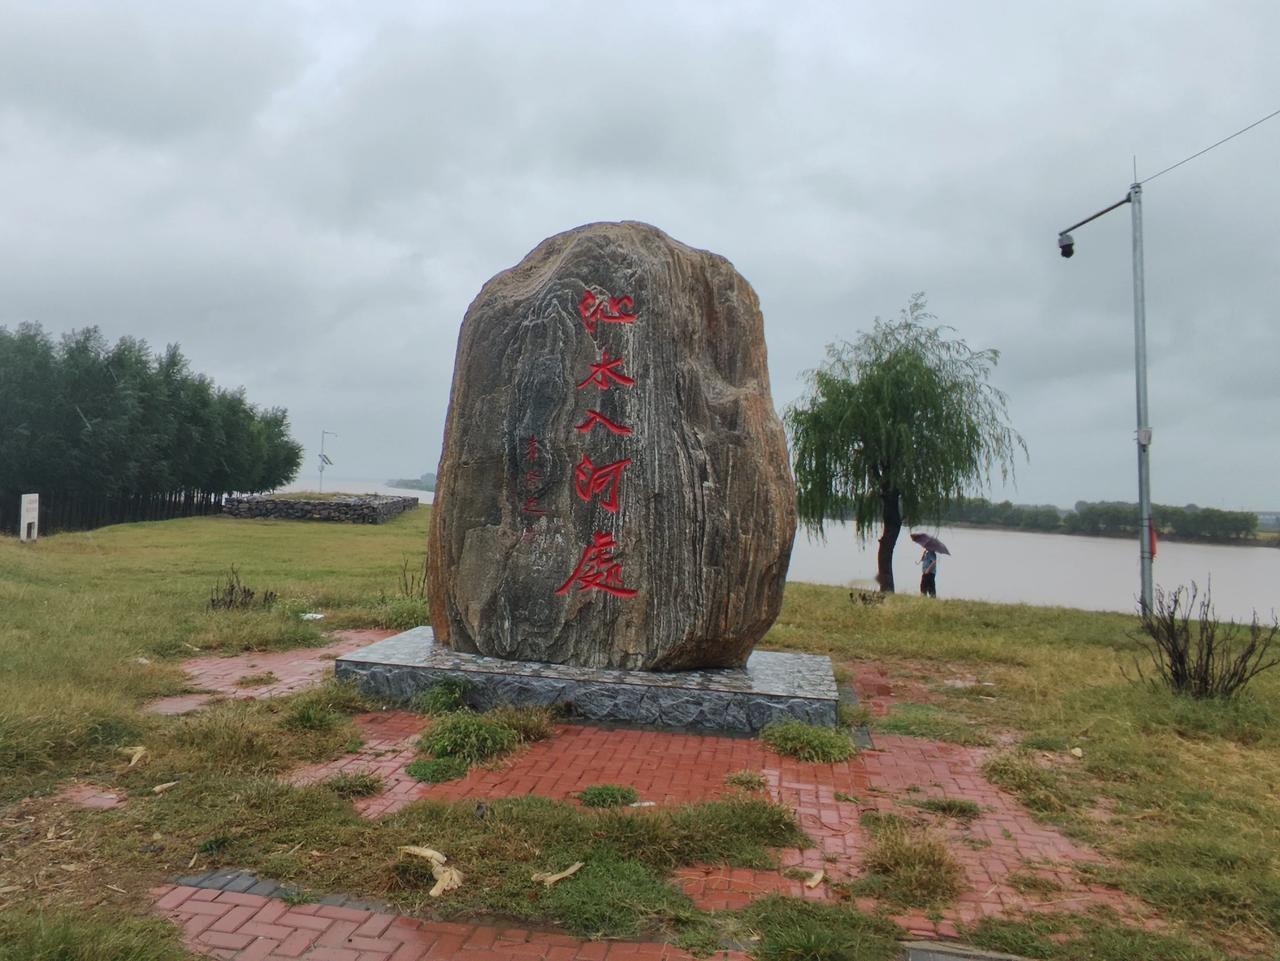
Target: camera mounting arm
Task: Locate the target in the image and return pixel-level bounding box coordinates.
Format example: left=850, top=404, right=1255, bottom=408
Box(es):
left=1057, top=193, right=1133, bottom=257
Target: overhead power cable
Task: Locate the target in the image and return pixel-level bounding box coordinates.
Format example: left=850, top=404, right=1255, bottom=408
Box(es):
left=1140, top=106, right=1280, bottom=185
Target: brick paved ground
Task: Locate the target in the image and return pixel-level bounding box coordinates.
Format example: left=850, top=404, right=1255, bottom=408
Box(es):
left=57, top=782, right=128, bottom=810
left=139, top=644, right=1148, bottom=954
left=288, top=711, right=431, bottom=817
left=290, top=713, right=1145, bottom=938
left=146, top=630, right=395, bottom=715
left=852, top=662, right=953, bottom=717
left=152, top=883, right=747, bottom=961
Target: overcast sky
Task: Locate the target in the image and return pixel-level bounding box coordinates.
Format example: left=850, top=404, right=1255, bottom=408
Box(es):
left=2, top=1, right=1277, bottom=510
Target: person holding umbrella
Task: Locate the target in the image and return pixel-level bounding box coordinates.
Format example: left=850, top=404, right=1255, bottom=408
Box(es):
left=910, top=532, right=950, bottom=598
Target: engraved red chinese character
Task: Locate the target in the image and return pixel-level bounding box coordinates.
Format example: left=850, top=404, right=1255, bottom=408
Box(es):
left=574, top=409, right=632, bottom=436
left=521, top=495, right=546, bottom=516
left=576, top=349, right=635, bottom=391
left=578, top=290, right=636, bottom=334
left=555, top=530, right=637, bottom=598
left=526, top=436, right=540, bottom=462
left=573, top=453, right=631, bottom=513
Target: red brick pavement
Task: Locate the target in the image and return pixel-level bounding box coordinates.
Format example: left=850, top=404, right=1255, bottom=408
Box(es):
left=146, top=630, right=395, bottom=715
left=125, top=634, right=1149, bottom=951
left=152, top=884, right=748, bottom=961
left=57, top=782, right=128, bottom=810
left=288, top=711, right=430, bottom=817
left=851, top=662, right=945, bottom=717
left=289, top=715, right=1145, bottom=938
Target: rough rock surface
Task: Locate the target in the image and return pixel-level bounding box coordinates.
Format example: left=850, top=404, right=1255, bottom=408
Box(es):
left=428, top=221, right=796, bottom=670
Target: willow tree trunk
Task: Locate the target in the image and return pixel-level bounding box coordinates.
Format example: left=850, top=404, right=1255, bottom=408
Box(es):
left=877, top=488, right=902, bottom=592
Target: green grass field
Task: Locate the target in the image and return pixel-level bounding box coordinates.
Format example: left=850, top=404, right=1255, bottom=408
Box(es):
left=0, top=508, right=428, bottom=792
left=2, top=507, right=1278, bottom=959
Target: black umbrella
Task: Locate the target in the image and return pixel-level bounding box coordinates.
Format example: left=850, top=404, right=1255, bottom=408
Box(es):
left=910, top=531, right=951, bottom=556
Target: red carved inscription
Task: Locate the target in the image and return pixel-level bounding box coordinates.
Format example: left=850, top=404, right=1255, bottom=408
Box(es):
left=576, top=349, right=635, bottom=391
left=555, top=530, right=637, bottom=598
left=522, top=435, right=546, bottom=516
left=558, top=289, right=640, bottom=598
left=573, top=453, right=631, bottom=513
left=577, top=290, right=636, bottom=334
left=574, top=409, right=632, bottom=436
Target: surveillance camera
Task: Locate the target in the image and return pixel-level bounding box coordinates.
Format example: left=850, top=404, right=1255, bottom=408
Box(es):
left=1058, top=233, right=1074, bottom=258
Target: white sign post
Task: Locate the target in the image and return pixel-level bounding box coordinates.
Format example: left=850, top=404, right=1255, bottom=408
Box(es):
left=19, top=493, right=39, bottom=542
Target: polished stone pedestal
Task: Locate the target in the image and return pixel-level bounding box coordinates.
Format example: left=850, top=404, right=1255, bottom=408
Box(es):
left=335, top=627, right=838, bottom=734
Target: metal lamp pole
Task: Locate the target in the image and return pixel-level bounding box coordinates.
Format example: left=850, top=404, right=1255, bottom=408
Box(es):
left=1129, top=185, right=1154, bottom=612
left=319, top=430, right=338, bottom=493
left=1058, top=182, right=1154, bottom=613
left=1055, top=108, right=1280, bottom=612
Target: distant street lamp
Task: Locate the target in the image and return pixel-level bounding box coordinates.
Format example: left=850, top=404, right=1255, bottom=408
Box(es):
left=319, top=430, right=338, bottom=492
left=1058, top=183, right=1154, bottom=613
left=1057, top=108, right=1280, bottom=614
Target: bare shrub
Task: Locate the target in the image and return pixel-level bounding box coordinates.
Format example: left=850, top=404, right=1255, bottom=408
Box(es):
left=371, top=555, right=428, bottom=628
left=399, top=555, right=427, bottom=598
left=1129, top=582, right=1280, bottom=699
left=208, top=565, right=277, bottom=611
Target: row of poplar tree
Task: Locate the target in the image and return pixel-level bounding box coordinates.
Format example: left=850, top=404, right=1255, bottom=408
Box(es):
left=1, top=323, right=303, bottom=534
left=942, top=496, right=1258, bottom=540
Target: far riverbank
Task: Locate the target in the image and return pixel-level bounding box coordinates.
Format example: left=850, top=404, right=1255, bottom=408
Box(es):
left=278, top=480, right=1276, bottom=621
left=942, top=520, right=1280, bottom=549
left=789, top=523, right=1280, bottom=623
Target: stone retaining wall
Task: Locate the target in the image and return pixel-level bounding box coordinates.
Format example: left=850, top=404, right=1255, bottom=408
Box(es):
left=222, top=494, right=419, bottom=524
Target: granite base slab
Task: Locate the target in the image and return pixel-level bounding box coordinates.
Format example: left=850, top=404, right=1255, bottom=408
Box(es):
left=335, top=627, right=839, bottom=734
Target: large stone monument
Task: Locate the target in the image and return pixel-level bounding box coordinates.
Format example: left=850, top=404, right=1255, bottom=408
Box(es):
left=337, top=223, right=836, bottom=731
left=427, top=221, right=796, bottom=670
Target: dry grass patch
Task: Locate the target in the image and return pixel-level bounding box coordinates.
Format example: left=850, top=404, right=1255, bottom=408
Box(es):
left=739, top=895, right=901, bottom=961
left=413, top=679, right=469, bottom=715
left=852, top=813, right=963, bottom=908
left=909, top=796, right=982, bottom=821
left=760, top=719, right=853, bottom=762
left=484, top=704, right=558, bottom=743
left=36, top=781, right=808, bottom=942
left=323, top=772, right=384, bottom=798
left=0, top=910, right=196, bottom=961
left=405, top=756, right=469, bottom=783
left=982, top=752, right=1088, bottom=823
left=872, top=702, right=991, bottom=746
left=234, top=672, right=279, bottom=688
left=965, top=912, right=1231, bottom=961
left=1006, top=869, right=1064, bottom=897
left=578, top=784, right=639, bottom=808
left=417, top=712, right=517, bottom=764
left=724, top=769, right=768, bottom=791
left=0, top=508, right=429, bottom=801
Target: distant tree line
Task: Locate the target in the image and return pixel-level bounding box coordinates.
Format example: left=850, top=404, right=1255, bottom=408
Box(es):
left=940, top=497, right=1062, bottom=532
left=940, top=497, right=1258, bottom=542
left=1067, top=501, right=1256, bottom=540
left=1, top=323, right=303, bottom=535
left=387, top=472, right=436, bottom=492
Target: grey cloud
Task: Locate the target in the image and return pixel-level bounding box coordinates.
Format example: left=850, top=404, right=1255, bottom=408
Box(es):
left=0, top=2, right=304, bottom=144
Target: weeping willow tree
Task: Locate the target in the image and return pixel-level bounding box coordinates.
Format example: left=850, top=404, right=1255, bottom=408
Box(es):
left=785, top=294, right=1025, bottom=592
